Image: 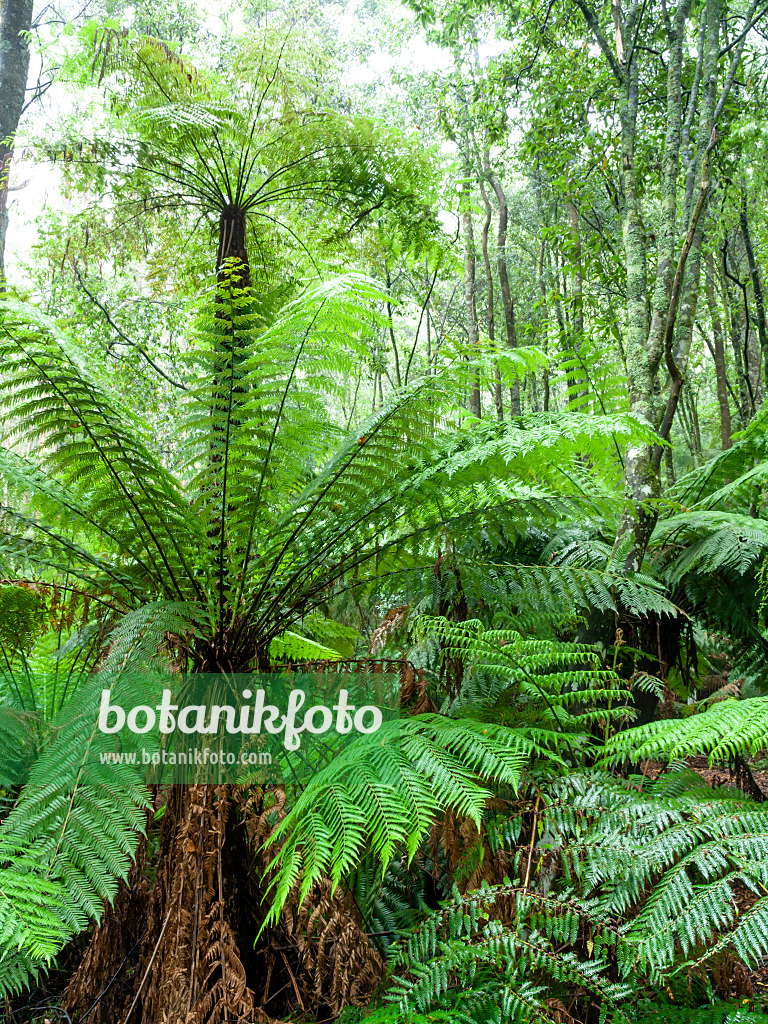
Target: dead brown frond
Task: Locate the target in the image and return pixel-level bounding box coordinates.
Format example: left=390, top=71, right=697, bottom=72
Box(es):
left=241, top=787, right=384, bottom=1018
left=368, top=605, right=409, bottom=655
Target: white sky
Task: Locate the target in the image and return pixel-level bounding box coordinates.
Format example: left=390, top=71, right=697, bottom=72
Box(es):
left=4, top=1, right=511, bottom=280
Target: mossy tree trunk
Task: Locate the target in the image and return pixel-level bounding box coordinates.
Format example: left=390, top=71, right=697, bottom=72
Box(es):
left=570, top=0, right=753, bottom=570
left=0, top=0, right=34, bottom=285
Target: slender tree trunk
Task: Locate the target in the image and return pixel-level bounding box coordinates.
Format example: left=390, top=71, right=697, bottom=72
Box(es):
left=385, top=268, right=402, bottom=388
left=688, top=386, right=702, bottom=461
left=664, top=442, right=675, bottom=485
left=0, top=0, right=34, bottom=285
left=426, top=287, right=432, bottom=371
left=740, top=194, right=768, bottom=385
left=748, top=326, right=763, bottom=407
left=706, top=251, right=732, bottom=447
left=537, top=237, right=550, bottom=412
left=461, top=167, right=481, bottom=418
left=720, top=242, right=754, bottom=420
left=548, top=245, right=570, bottom=381
left=677, top=387, right=696, bottom=461
left=663, top=0, right=718, bottom=396
left=484, top=154, right=520, bottom=415
left=616, top=49, right=658, bottom=569
left=477, top=167, right=503, bottom=420
left=566, top=198, right=588, bottom=409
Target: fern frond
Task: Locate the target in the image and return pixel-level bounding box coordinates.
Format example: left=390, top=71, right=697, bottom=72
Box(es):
left=262, top=716, right=535, bottom=927
left=0, top=605, right=192, bottom=985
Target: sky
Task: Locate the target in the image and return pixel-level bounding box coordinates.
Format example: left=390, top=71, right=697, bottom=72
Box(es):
left=4, top=0, right=511, bottom=280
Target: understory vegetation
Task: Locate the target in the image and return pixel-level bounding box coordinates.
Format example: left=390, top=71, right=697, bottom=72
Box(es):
left=1, top=0, right=768, bottom=1020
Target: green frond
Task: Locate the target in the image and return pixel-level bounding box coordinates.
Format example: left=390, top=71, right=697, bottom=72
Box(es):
left=261, top=716, right=534, bottom=928
left=0, top=606, right=195, bottom=990
left=653, top=512, right=768, bottom=586
left=602, top=696, right=768, bottom=765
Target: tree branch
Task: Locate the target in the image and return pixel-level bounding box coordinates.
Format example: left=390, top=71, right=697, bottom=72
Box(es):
left=73, top=268, right=187, bottom=391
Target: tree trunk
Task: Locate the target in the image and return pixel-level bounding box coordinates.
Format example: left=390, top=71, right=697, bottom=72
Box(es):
left=720, top=240, right=754, bottom=421
left=664, top=441, right=675, bottom=486
left=566, top=198, right=589, bottom=409
left=476, top=165, right=503, bottom=420
left=740, top=194, right=768, bottom=386
left=461, top=167, right=481, bottom=418
left=385, top=268, right=402, bottom=388
left=216, top=204, right=250, bottom=288
left=536, top=237, right=550, bottom=412
left=0, top=0, right=34, bottom=285
left=484, top=155, right=521, bottom=415
left=706, top=251, right=732, bottom=447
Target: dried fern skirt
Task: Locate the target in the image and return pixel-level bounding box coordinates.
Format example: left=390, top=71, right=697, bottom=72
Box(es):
left=62, top=659, right=422, bottom=1023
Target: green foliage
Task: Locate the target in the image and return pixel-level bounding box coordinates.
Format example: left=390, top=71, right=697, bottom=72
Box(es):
left=602, top=696, right=768, bottom=765
left=342, top=766, right=768, bottom=1022
left=5, top=4, right=768, bottom=1017
left=0, top=602, right=192, bottom=996
left=0, top=586, right=47, bottom=652
left=54, top=20, right=443, bottom=278
left=626, top=1007, right=768, bottom=1024
left=0, top=271, right=575, bottom=676
left=544, top=768, right=768, bottom=980
left=268, top=629, right=344, bottom=661
left=262, top=715, right=534, bottom=927
left=418, top=615, right=631, bottom=734
left=374, top=882, right=632, bottom=1023
left=626, top=1005, right=768, bottom=1024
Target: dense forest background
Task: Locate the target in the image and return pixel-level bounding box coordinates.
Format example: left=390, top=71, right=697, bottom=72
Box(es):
left=2, top=0, right=768, bottom=1021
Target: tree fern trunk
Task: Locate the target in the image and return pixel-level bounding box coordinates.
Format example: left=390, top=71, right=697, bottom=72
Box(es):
left=216, top=205, right=250, bottom=288
left=65, top=785, right=262, bottom=1024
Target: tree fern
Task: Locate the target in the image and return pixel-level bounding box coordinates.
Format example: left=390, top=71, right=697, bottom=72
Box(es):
left=417, top=616, right=631, bottom=733
left=543, top=768, right=768, bottom=979
left=356, top=768, right=768, bottom=1022
left=0, top=602, right=193, bottom=996
left=602, top=694, right=768, bottom=765
left=374, top=882, right=632, bottom=1023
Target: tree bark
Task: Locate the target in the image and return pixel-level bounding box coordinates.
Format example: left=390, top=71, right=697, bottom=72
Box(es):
left=476, top=165, right=503, bottom=420
left=569, top=0, right=732, bottom=569
left=461, top=166, right=481, bottom=418
left=484, top=155, right=521, bottom=415
left=0, top=0, right=34, bottom=285
left=706, top=251, right=732, bottom=447
left=537, top=236, right=550, bottom=412
left=385, top=268, right=402, bottom=388
left=720, top=239, right=754, bottom=422
left=740, top=194, right=768, bottom=385
left=566, top=198, right=589, bottom=409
